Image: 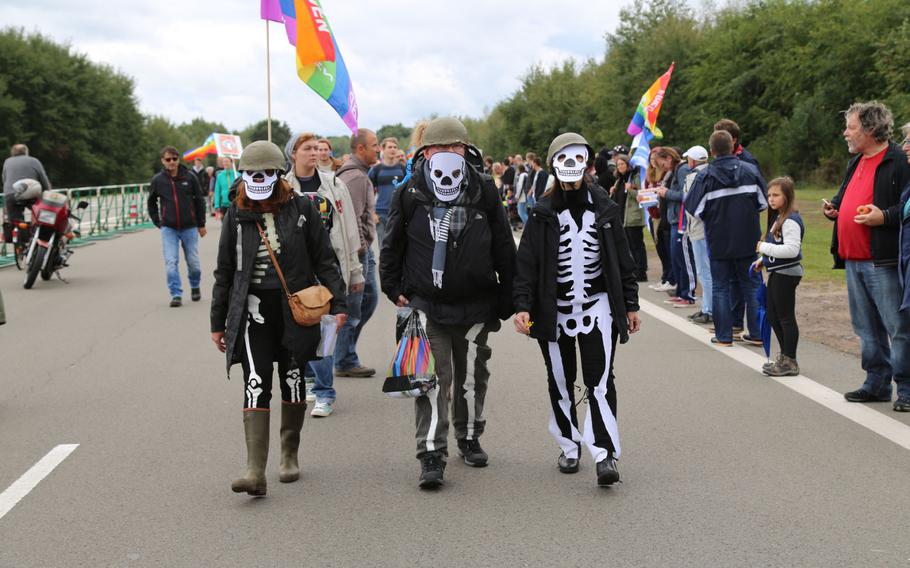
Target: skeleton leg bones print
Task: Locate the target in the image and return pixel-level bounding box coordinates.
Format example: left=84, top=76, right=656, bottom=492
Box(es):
left=239, top=290, right=295, bottom=409
left=538, top=205, right=620, bottom=465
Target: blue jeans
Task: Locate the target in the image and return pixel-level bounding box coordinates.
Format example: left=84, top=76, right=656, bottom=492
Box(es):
left=304, top=355, right=336, bottom=403
left=846, top=261, right=910, bottom=400
left=335, top=248, right=378, bottom=370
left=160, top=226, right=200, bottom=298
left=711, top=256, right=759, bottom=343
left=691, top=237, right=712, bottom=314
left=376, top=213, right=388, bottom=248
left=517, top=201, right=529, bottom=225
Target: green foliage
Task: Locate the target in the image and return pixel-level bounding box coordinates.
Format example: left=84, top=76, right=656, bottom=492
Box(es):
left=0, top=28, right=146, bottom=187
left=239, top=119, right=292, bottom=152
left=469, top=0, right=910, bottom=182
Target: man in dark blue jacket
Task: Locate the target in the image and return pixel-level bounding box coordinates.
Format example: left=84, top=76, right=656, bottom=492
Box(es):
left=686, top=130, right=767, bottom=346
left=147, top=146, right=207, bottom=307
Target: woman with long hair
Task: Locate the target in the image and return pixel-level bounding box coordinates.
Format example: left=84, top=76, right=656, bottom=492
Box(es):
left=316, top=138, right=340, bottom=172
left=613, top=154, right=647, bottom=281
left=211, top=141, right=347, bottom=497
left=754, top=176, right=804, bottom=376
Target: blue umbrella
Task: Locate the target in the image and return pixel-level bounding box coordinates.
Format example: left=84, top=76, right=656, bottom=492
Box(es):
left=751, top=267, right=772, bottom=360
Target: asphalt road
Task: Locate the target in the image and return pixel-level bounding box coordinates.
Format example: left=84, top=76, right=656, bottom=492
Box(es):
left=1, top=223, right=909, bottom=567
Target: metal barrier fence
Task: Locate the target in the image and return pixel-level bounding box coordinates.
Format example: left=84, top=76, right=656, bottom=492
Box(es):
left=0, top=184, right=152, bottom=267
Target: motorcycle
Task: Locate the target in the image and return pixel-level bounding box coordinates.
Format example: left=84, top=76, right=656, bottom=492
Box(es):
left=8, top=178, right=42, bottom=270
left=22, top=191, right=89, bottom=289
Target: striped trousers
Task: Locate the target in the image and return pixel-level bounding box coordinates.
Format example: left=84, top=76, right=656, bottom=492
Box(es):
left=415, top=316, right=500, bottom=459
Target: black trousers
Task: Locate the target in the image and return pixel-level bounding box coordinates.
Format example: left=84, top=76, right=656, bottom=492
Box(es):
left=625, top=226, right=648, bottom=280
left=238, top=289, right=300, bottom=409
left=2, top=197, right=25, bottom=243
left=655, top=221, right=674, bottom=285
left=539, top=322, right=620, bottom=464
left=767, top=272, right=801, bottom=359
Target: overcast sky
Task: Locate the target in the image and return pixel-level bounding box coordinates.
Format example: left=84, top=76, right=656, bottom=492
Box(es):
left=4, top=1, right=655, bottom=138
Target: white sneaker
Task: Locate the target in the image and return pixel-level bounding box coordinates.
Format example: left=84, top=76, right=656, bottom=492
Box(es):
left=311, top=401, right=334, bottom=417
left=647, top=282, right=663, bottom=290
left=305, top=381, right=316, bottom=403
left=656, top=282, right=676, bottom=292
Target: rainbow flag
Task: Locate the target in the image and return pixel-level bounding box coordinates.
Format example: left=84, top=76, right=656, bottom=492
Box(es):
left=626, top=63, right=675, bottom=139
left=261, top=0, right=359, bottom=134
left=182, top=134, right=216, bottom=162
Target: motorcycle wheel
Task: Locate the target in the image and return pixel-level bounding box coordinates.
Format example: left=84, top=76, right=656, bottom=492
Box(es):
left=40, top=250, right=56, bottom=281
left=24, top=246, right=45, bottom=289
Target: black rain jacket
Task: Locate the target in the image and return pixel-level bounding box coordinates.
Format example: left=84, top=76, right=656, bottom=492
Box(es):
left=513, top=182, right=639, bottom=344
left=379, top=156, right=516, bottom=325
left=211, top=195, right=346, bottom=377
left=148, top=164, right=207, bottom=230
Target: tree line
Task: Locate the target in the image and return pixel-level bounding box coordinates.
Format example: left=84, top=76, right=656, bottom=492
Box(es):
left=463, top=0, right=910, bottom=183
left=3, top=0, right=908, bottom=188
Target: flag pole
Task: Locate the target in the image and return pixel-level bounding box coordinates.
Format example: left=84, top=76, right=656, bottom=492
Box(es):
left=265, top=20, right=273, bottom=142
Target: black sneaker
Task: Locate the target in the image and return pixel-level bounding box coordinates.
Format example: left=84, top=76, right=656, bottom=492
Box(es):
left=687, top=311, right=703, bottom=320
left=843, top=389, right=891, bottom=403
left=692, top=313, right=713, bottom=324
left=557, top=452, right=579, bottom=474
left=596, top=457, right=620, bottom=486
left=170, top=297, right=182, bottom=308
left=894, top=398, right=910, bottom=412
left=191, top=288, right=201, bottom=301
left=457, top=439, right=488, bottom=467
left=418, top=454, right=445, bottom=489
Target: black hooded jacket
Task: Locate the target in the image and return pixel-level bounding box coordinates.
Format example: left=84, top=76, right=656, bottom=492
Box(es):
left=513, top=181, right=639, bottom=344
left=379, top=155, right=516, bottom=325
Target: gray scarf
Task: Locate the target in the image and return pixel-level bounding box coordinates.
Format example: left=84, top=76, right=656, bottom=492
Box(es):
left=423, top=161, right=469, bottom=288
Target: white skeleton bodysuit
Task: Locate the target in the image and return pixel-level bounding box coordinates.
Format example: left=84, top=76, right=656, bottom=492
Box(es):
left=542, top=187, right=621, bottom=465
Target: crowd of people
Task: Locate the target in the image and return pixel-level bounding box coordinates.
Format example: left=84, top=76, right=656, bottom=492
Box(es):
left=6, top=99, right=907, bottom=496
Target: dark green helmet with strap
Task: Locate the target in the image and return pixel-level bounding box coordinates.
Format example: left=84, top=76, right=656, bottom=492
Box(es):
left=546, top=132, right=593, bottom=167
left=421, top=117, right=470, bottom=148
left=239, top=140, right=285, bottom=171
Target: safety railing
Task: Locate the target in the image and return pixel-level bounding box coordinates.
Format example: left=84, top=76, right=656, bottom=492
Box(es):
left=0, top=183, right=152, bottom=267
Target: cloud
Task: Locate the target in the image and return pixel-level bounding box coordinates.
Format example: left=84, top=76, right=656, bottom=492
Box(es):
left=3, top=0, right=638, bottom=137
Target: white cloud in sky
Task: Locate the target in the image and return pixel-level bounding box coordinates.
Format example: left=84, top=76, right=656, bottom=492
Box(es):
left=1, top=1, right=650, bottom=138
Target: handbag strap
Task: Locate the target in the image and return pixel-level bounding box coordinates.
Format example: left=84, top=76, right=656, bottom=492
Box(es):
left=255, top=222, right=292, bottom=298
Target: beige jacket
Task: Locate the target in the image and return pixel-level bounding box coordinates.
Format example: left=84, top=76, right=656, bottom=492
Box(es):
left=284, top=170, right=364, bottom=288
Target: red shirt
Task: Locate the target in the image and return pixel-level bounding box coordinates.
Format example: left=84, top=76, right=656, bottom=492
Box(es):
left=838, top=147, right=886, bottom=260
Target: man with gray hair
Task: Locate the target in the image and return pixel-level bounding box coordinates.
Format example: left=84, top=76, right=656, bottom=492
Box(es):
left=824, top=101, right=910, bottom=411
left=2, top=144, right=51, bottom=243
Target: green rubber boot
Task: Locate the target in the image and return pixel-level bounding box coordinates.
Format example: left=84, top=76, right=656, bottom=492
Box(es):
left=279, top=403, right=306, bottom=483
left=231, top=410, right=270, bottom=496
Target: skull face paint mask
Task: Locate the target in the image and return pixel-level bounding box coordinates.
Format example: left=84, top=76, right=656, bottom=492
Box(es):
left=552, top=144, right=589, bottom=183
left=427, top=152, right=466, bottom=202
left=241, top=170, right=278, bottom=201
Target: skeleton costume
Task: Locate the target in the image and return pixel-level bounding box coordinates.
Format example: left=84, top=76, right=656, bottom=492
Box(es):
left=211, top=141, right=347, bottom=496
left=513, top=133, right=639, bottom=486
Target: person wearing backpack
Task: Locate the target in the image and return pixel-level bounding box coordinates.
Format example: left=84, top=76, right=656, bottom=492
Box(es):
left=379, top=117, right=516, bottom=489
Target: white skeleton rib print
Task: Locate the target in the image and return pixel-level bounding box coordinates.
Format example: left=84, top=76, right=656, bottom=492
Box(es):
left=556, top=208, right=606, bottom=337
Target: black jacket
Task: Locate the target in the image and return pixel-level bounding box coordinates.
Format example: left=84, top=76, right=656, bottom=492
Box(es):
left=211, top=195, right=346, bottom=377
left=513, top=182, right=640, bottom=344
left=379, top=156, right=516, bottom=325
left=148, top=165, right=207, bottom=230
left=829, top=142, right=910, bottom=268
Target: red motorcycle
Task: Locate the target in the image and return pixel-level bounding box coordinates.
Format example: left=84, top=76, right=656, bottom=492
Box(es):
left=22, top=191, right=89, bottom=289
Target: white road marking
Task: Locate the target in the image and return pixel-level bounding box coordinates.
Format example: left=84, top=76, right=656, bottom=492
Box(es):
left=639, top=298, right=910, bottom=451
left=0, top=444, right=79, bottom=521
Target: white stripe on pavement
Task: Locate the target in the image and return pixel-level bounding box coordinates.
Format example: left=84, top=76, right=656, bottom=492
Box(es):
left=638, top=299, right=910, bottom=452
left=0, top=444, right=79, bottom=521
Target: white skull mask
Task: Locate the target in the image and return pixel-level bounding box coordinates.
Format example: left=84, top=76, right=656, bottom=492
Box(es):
left=427, top=152, right=466, bottom=202
left=241, top=170, right=278, bottom=201
left=552, top=144, right=588, bottom=183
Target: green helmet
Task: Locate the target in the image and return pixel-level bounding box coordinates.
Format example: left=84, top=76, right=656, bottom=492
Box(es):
left=421, top=117, right=470, bottom=147
left=546, top=132, right=593, bottom=167
left=239, top=140, right=285, bottom=171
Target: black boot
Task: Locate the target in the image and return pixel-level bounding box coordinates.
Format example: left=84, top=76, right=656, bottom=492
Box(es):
left=418, top=454, right=446, bottom=489
left=456, top=439, right=488, bottom=467
left=596, top=457, right=620, bottom=486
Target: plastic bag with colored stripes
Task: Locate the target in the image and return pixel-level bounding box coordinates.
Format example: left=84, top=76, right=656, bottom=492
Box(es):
left=382, top=308, right=437, bottom=398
